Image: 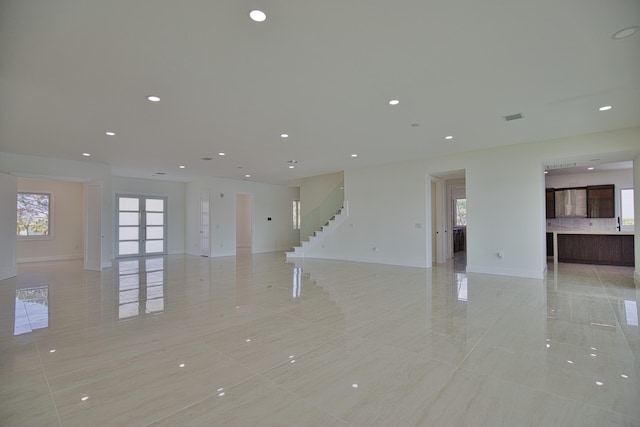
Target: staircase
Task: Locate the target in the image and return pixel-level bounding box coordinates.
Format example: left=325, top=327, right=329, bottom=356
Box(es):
left=286, top=202, right=349, bottom=259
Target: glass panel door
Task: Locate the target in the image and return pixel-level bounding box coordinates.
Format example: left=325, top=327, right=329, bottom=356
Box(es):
left=116, top=195, right=167, bottom=257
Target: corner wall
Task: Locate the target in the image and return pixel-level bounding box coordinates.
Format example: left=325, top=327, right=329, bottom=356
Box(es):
left=0, top=173, right=17, bottom=280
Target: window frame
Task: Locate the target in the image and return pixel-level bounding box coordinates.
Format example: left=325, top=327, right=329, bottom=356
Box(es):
left=17, top=191, right=54, bottom=240
left=292, top=200, right=301, bottom=230
left=620, top=188, right=634, bottom=232
left=454, top=197, right=467, bottom=227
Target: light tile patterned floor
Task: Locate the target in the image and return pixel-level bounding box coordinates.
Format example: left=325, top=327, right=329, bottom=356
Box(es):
left=0, top=253, right=638, bottom=426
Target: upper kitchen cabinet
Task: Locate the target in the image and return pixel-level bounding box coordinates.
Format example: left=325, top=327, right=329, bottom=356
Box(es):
left=545, top=189, right=555, bottom=218
left=555, top=188, right=587, bottom=217
left=587, top=185, right=615, bottom=218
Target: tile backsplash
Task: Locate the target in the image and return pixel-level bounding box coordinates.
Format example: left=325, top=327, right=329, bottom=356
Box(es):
left=546, top=217, right=617, bottom=233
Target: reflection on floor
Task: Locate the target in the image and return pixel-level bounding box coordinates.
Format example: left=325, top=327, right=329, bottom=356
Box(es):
left=0, top=253, right=638, bottom=426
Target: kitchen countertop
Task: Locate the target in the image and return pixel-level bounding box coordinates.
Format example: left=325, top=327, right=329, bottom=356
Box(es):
left=549, top=230, right=634, bottom=236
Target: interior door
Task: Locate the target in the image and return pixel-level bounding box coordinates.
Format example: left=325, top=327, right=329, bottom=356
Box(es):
left=117, top=195, right=167, bottom=257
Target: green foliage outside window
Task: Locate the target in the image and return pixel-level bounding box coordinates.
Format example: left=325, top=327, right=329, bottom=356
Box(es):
left=455, top=198, right=467, bottom=226
left=17, top=193, right=50, bottom=236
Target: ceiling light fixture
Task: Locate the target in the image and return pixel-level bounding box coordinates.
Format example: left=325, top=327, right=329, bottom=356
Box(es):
left=218, top=152, right=225, bottom=156
left=244, top=174, right=251, bottom=178
left=588, top=167, right=595, bottom=170
left=82, top=152, right=91, bottom=157
left=612, top=26, right=639, bottom=40
left=281, top=134, right=289, bottom=138
left=445, top=135, right=453, bottom=140
left=598, top=105, right=612, bottom=111
left=351, top=154, right=358, bottom=158
left=388, top=99, right=399, bottom=105
left=249, top=10, right=267, bottom=22
left=147, top=95, right=161, bottom=102
left=179, top=165, right=185, bottom=169
left=105, top=131, right=115, bottom=136
left=544, top=171, right=548, bottom=174
left=289, top=165, right=295, bottom=169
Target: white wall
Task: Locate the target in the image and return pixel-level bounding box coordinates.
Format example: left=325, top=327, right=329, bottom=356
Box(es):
left=17, top=178, right=84, bottom=263
left=635, top=155, right=640, bottom=282
left=304, top=160, right=429, bottom=267
left=0, top=173, right=17, bottom=280
left=303, top=127, right=640, bottom=279
left=186, top=178, right=300, bottom=256
left=111, top=176, right=186, bottom=255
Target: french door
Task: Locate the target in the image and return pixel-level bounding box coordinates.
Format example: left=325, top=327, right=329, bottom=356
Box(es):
left=116, top=195, right=167, bottom=257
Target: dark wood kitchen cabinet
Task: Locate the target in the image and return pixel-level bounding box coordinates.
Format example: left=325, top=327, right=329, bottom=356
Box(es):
left=587, top=185, right=614, bottom=218
left=557, top=233, right=634, bottom=266
left=545, top=189, right=555, bottom=219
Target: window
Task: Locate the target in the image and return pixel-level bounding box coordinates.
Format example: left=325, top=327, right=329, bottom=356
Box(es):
left=17, top=192, right=51, bottom=237
left=455, top=198, right=467, bottom=227
left=620, top=188, right=634, bottom=229
left=292, top=200, right=301, bottom=230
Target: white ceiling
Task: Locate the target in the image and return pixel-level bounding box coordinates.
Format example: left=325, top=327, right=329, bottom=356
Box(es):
left=1, top=0, right=639, bottom=185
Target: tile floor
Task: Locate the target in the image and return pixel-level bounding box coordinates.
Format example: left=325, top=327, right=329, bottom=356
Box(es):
left=0, top=252, right=638, bottom=426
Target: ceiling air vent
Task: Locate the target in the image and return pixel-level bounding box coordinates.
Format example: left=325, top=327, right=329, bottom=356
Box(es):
left=545, top=163, right=577, bottom=170
left=503, top=113, right=524, bottom=121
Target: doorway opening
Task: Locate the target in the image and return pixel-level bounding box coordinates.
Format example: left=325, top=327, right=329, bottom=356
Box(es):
left=235, top=194, right=253, bottom=253
left=430, top=169, right=466, bottom=268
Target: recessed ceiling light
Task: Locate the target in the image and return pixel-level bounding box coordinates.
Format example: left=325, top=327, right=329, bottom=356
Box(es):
left=244, top=174, right=251, bottom=178
left=289, top=165, right=295, bottom=169
left=249, top=10, right=266, bottom=22
left=598, top=105, right=612, bottom=111
left=388, top=99, right=399, bottom=105
left=218, top=152, right=225, bottom=156
left=588, top=167, right=595, bottom=170
left=179, top=165, right=185, bottom=169
left=82, top=152, right=91, bottom=157
left=612, top=26, right=639, bottom=40
left=445, top=135, right=453, bottom=140
left=147, top=95, right=161, bottom=102
left=281, top=134, right=289, bottom=138
left=544, top=171, right=548, bottom=174
left=105, top=131, right=115, bottom=136
left=351, top=154, right=358, bottom=158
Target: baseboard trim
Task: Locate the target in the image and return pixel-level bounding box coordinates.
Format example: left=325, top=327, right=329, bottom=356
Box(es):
left=466, top=264, right=545, bottom=280
left=17, top=254, right=82, bottom=264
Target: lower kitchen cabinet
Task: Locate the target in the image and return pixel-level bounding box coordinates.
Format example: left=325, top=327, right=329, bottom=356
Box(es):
left=557, top=234, right=634, bottom=266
